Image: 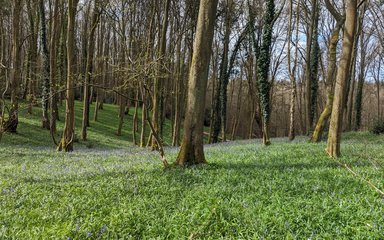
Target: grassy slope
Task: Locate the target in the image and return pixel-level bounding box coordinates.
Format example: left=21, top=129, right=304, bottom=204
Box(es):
left=0, top=100, right=173, bottom=148
left=1, top=102, right=384, bottom=239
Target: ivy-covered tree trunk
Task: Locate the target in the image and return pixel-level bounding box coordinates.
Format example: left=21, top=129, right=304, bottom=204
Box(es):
left=39, top=0, right=51, bottom=130
left=309, top=2, right=320, bottom=132
left=354, top=30, right=367, bottom=131
left=176, top=0, right=219, bottom=166
left=305, top=0, right=320, bottom=134
left=256, top=0, right=275, bottom=146
left=212, top=1, right=232, bottom=143
left=311, top=24, right=342, bottom=142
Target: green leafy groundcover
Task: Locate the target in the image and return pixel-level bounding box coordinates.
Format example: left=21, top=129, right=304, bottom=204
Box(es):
left=0, top=102, right=383, bottom=238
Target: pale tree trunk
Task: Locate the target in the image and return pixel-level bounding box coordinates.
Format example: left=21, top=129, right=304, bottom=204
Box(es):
left=57, top=0, right=79, bottom=152
left=176, top=0, right=219, bottom=166
left=327, top=0, right=358, bottom=157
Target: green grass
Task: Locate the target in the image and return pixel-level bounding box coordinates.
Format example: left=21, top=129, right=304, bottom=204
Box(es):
left=1, top=102, right=384, bottom=239
left=0, top=100, right=173, bottom=148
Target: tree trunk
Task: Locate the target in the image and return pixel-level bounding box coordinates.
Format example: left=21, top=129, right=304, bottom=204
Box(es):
left=57, top=0, right=78, bottom=152
left=4, top=0, right=23, bottom=133
left=132, top=88, right=139, bottom=145
left=152, top=0, right=171, bottom=149
left=39, top=0, right=51, bottom=130
left=327, top=0, right=358, bottom=157
left=311, top=25, right=342, bottom=142
left=81, top=0, right=101, bottom=141
left=256, top=0, right=275, bottom=146
left=49, top=0, right=61, bottom=134
left=176, top=0, right=219, bottom=166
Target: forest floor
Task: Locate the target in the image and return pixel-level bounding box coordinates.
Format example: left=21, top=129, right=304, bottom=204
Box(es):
left=1, top=101, right=384, bottom=239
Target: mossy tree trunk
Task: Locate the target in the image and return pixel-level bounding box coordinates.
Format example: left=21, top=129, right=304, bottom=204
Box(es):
left=311, top=0, right=343, bottom=142
left=176, top=0, right=219, bottom=166
left=327, top=0, right=358, bottom=157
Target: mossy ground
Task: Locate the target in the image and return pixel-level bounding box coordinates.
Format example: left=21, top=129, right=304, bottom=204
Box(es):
left=1, top=102, right=383, bottom=239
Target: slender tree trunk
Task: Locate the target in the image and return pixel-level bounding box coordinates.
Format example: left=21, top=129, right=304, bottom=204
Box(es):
left=4, top=0, right=23, bottom=133
left=354, top=30, right=367, bottom=131
left=81, top=0, right=101, bottom=141
left=287, top=0, right=300, bottom=141
left=152, top=0, right=171, bottom=149
left=49, top=0, right=61, bottom=134
left=25, top=0, right=38, bottom=115
left=57, top=0, right=79, bottom=152
left=132, top=88, right=139, bottom=145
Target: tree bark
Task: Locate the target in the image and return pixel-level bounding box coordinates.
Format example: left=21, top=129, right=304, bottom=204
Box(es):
left=39, top=0, right=51, bottom=130
left=327, top=0, right=358, bottom=157
left=256, top=0, right=275, bottom=146
left=81, top=0, right=101, bottom=141
left=176, top=0, right=219, bottom=166
left=4, top=0, right=23, bottom=133
left=57, top=0, right=79, bottom=152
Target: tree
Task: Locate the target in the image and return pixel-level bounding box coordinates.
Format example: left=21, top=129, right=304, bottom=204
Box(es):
left=287, top=0, right=300, bottom=141
left=3, top=0, right=23, bottom=133
left=39, top=0, right=51, bottom=130
left=256, top=0, right=275, bottom=146
left=81, top=0, right=103, bottom=141
left=49, top=0, right=62, bottom=134
left=176, top=0, right=219, bottom=166
left=311, top=0, right=343, bottom=142
left=57, top=0, right=79, bottom=152
left=152, top=0, right=171, bottom=149
left=327, top=0, right=358, bottom=157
